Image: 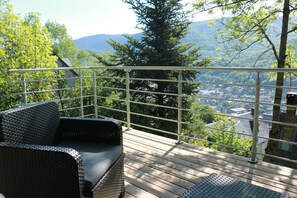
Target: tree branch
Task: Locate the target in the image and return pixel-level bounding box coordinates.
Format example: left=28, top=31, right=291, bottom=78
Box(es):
left=252, top=48, right=271, bottom=67
left=195, top=0, right=253, bottom=13
left=289, top=3, right=297, bottom=11
left=222, top=39, right=260, bottom=66
left=258, top=25, right=279, bottom=61
left=288, top=26, right=297, bottom=34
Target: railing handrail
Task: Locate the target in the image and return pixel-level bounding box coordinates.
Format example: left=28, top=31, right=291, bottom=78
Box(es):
left=9, top=66, right=297, bottom=73
left=7, top=65, right=297, bottom=168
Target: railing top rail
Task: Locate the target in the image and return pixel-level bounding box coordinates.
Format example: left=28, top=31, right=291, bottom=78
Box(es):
left=9, top=66, right=297, bottom=73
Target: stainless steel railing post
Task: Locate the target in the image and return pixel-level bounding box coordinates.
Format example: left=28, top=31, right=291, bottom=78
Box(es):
left=79, top=70, right=84, bottom=117
left=22, top=75, right=28, bottom=105
left=249, top=72, right=260, bottom=164
left=126, top=70, right=131, bottom=130
left=176, top=70, right=183, bottom=144
left=93, top=69, right=98, bottom=118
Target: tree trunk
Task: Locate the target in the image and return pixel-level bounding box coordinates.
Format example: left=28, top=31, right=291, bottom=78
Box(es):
left=264, top=0, right=290, bottom=163
left=264, top=72, right=284, bottom=163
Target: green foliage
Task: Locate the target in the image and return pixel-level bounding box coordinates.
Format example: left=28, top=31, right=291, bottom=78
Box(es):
left=0, top=1, right=56, bottom=110
left=267, top=45, right=297, bottom=82
left=186, top=116, right=252, bottom=157
left=45, top=21, right=78, bottom=64
left=22, top=13, right=56, bottom=68
left=184, top=101, right=252, bottom=157
left=185, top=100, right=216, bottom=135
left=191, top=101, right=217, bottom=124
left=44, top=21, right=97, bottom=115
left=45, top=20, right=97, bottom=67
left=204, top=119, right=252, bottom=157
left=77, top=50, right=96, bottom=66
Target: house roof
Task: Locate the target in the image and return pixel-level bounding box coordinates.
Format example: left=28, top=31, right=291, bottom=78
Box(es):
left=56, top=56, right=78, bottom=77
left=234, top=112, right=270, bottom=144
left=60, top=58, right=72, bottom=67
left=230, top=107, right=247, bottom=114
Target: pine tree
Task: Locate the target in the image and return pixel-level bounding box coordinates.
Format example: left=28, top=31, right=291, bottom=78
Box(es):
left=94, top=0, right=209, bottom=137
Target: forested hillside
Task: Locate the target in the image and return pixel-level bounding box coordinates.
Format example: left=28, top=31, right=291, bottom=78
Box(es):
left=74, top=19, right=297, bottom=69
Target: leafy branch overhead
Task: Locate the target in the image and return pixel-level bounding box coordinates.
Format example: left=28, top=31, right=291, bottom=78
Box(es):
left=194, top=1, right=297, bottom=64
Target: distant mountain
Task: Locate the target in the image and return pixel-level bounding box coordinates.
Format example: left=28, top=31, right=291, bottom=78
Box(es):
left=74, top=33, right=143, bottom=53
left=74, top=20, right=220, bottom=55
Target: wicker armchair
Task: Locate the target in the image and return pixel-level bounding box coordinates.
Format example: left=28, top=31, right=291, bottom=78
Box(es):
left=0, top=101, right=125, bottom=198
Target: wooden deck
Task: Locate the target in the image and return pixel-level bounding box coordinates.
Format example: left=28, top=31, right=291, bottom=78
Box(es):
left=122, top=128, right=297, bottom=198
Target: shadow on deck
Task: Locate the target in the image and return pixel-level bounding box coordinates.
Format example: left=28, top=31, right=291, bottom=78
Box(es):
left=122, top=128, right=297, bottom=198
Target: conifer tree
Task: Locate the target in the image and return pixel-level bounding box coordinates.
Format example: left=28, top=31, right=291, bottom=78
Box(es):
left=94, top=0, right=209, bottom=136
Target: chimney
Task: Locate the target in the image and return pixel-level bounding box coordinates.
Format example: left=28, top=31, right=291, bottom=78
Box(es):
left=249, top=108, right=258, bottom=133
left=251, top=108, right=255, bottom=117
left=287, top=92, right=297, bottom=107
left=286, top=92, right=297, bottom=121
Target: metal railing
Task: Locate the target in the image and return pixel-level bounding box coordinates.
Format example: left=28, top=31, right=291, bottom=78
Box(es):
left=7, top=66, right=297, bottom=168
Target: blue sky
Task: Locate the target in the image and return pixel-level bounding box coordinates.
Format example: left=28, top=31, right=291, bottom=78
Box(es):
left=11, top=0, right=209, bottom=39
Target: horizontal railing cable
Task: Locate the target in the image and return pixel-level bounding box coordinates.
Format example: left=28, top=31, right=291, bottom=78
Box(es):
left=130, top=77, right=178, bottom=83
left=96, top=96, right=126, bottom=103
left=130, top=112, right=178, bottom=123
left=97, top=105, right=127, bottom=114
left=130, top=123, right=178, bottom=137
left=9, top=66, right=297, bottom=72
left=130, top=100, right=179, bottom=110
left=129, top=89, right=179, bottom=97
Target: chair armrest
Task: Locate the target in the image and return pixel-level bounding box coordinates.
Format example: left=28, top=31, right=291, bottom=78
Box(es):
left=57, top=117, right=122, bottom=145
left=0, top=142, right=84, bottom=198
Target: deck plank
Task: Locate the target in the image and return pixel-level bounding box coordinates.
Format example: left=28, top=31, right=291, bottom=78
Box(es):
left=124, top=179, right=158, bottom=198
left=123, top=128, right=297, bottom=198
left=125, top=171, right=177, bottom=198
left=125, top=164, right=187, bottom=195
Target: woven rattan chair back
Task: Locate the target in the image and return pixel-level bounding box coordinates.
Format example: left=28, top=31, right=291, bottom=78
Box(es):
left=0, top=101, right=60, bottom=145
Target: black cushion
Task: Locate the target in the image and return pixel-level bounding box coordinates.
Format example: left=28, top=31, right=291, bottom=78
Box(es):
left=57, top=141, right=123, bottom=191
